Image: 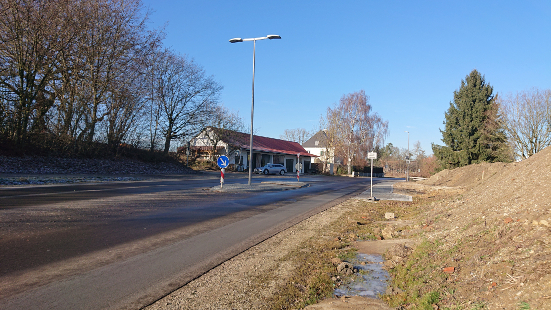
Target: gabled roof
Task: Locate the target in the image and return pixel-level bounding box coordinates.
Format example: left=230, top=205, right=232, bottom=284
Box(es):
left=208, top=127, right=316, bottom=157
left=302, top=130, right=328, bottom=148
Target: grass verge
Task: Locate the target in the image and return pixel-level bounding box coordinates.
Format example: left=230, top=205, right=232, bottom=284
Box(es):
left=266, top=197, right=423, bottom=309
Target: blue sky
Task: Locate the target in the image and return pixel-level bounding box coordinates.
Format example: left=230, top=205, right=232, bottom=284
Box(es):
left=141, top=0, right=551, bottom=154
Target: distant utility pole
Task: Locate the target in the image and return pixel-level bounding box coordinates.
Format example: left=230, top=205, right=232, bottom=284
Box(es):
left=405, top=131, right=410, bottom=182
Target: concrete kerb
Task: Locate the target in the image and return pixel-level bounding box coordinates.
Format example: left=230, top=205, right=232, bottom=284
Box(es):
left=209, top=181, right=309, bottom=193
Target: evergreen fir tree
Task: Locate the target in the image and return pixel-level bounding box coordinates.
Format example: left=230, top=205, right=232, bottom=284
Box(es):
left=432, top=70, right=511, bottom=169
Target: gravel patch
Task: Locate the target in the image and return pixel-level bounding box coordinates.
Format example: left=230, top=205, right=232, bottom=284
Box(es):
left=145, top=199, right=359, bottom=310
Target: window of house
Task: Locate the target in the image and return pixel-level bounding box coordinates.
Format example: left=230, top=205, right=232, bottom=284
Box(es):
left=273, top=155, right=284, bottom=164
left=261, top=154, right=270, bottom=167
left=315, top=141, right=319, bottom=146
left=320, top=150, right=324, bottom=156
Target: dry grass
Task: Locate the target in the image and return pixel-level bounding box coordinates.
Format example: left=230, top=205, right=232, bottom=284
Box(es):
left=267, top=198, right=422, bottom=309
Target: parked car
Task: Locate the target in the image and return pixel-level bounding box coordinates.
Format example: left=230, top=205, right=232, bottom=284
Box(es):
left=254, top=163, right=287, bottom=175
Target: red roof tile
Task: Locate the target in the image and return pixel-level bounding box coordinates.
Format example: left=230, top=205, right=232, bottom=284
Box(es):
left=209, top=127, right=317, bottom=157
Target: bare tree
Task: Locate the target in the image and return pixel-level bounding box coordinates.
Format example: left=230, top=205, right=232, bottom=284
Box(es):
left=0, top=0, right=78, bottom=142
left=498, top=88, right=551, bottom=160
left=0, top=0, right=227, bottom=161
left=103, top=83, right=144, bottom=148
left=140, top=48, right=163, bottom=151
left=50, top=37, right=87, bottom=142
left=279, top=128, right=313, bottom=145
left=76, top=0, right=159, bottom=144
left=411, top=141, right=425, bottom=161
left=153, top=50, right=222, bottom=154
left=324, top=90, right=388, bottom=174
left=103, top=30, right=162, bottom=150
left=0, top=0, right=162, bottom=150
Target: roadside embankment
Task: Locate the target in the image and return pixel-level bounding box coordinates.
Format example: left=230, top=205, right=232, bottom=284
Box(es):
left=384, top=147, right=551, bottom=309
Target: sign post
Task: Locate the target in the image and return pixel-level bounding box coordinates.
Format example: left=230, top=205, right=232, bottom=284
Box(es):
left=367, top=152, right=377, bottom=199
left=217, top=155, right=229, bottom=188
left=186, top=141, right=190, bottom=167
left=296, top=153, right=300, bottom=182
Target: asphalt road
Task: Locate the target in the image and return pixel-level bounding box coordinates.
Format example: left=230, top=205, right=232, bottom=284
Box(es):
left=0, top=173, right=385, bottom=310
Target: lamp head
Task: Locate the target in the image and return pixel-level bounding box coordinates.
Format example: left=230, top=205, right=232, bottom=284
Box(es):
left=267, top=34, right=281, bottom=40
left=229, top=38, right=243, bottom=43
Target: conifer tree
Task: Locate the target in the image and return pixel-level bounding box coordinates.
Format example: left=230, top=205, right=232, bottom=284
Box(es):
left=432, top=70, right=511, bottom=169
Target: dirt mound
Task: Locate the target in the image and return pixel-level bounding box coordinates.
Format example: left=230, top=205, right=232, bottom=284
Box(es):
left=421, top=145, right=551, bottom=190
left=419, top=161, right=506, bottom=189
left=393, top=146, right=551, bottom=309
left=421, top=145, right=551, bottom=212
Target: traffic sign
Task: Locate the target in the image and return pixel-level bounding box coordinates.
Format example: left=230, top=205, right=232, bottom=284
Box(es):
left=217, top=156, right=229, bottom=168
left=368, top=152, right=377, bottom=199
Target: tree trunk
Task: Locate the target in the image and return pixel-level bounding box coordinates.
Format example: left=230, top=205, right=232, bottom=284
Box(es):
left=164, top=123, right=173, bottom=154
left=164, top=135, right=171, bottom=154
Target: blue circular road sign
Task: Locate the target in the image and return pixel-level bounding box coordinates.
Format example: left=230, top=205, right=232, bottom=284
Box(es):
left=217, top=155, right=229, bottom=168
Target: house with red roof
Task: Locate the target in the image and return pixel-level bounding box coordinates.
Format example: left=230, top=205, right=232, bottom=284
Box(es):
left=190, top=127, right=317, bottom=173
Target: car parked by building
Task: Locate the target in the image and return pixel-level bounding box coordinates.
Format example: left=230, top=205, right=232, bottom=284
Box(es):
left=254, top=163, right=287, bottom=175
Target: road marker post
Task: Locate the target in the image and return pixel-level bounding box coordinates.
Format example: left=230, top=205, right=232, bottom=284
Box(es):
left=296, top=153, right=300, bottom=182
left=217, top=156, right=229, bottom=188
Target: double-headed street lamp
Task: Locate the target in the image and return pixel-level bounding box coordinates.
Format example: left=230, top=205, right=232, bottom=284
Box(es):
left=229, top=34, right=281, bottom=185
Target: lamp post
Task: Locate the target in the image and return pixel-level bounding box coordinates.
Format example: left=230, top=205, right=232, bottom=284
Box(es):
left=229, top=34, right=281, bottom=185
left=405, top=131, right=410, bottom=182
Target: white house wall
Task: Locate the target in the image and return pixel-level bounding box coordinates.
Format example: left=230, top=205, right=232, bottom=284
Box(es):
left=304, top=147, right=334, bottom=164
left=304, top=147, right=322, bottom=157
left=191, top=129, right=229, bottom=148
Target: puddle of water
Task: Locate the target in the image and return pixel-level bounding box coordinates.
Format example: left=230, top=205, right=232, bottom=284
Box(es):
left=334, top=253, right=390, bottom=299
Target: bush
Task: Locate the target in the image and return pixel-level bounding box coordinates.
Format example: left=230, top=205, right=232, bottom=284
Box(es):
left=353, top=165, right=384, bottom=174
left=0, top=133, right=182, bottom=165
left=192, top=160, right=218, bottom=171
left=309, top=163, right=322, bottom=174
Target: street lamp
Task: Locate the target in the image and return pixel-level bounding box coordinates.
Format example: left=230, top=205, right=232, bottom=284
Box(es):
left=405, top=131, right=410, bottom=182
left=229, top=34, right=281, bottom=185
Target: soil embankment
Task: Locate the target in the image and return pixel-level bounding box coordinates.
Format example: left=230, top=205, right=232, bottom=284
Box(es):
left=390, top=147, right=551, bottom=308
